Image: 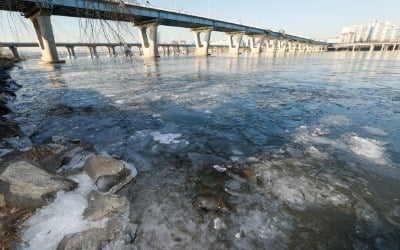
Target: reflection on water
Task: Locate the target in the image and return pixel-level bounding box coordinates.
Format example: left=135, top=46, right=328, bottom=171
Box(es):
left=12, top=52, right=400, bottom=249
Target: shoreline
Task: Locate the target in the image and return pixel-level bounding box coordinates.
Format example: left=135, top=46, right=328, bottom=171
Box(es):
left=0, top=57, right=138, bottom=249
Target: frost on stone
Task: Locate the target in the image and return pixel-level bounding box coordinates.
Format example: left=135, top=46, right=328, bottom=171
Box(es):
left=21, top=174, right=104, bottom=250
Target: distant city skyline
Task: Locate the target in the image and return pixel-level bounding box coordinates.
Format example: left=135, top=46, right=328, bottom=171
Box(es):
left=1, top=0, right=400, bottom=43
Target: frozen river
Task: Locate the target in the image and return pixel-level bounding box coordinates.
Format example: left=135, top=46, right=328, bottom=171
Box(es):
left=11, top=51, right=400, bottom=249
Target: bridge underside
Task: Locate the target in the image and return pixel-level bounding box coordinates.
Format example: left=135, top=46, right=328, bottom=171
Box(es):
left=1, top=0, right=327, bottom=61
left=0, top=0, right=325, bottom=43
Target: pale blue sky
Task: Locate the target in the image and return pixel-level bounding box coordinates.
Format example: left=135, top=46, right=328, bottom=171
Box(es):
left=1, top=0, right=399, bottom=43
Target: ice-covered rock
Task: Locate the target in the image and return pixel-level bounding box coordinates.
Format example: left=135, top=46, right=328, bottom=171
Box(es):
left=83, top=155, right=136, bottom=192
left=57, top=218, right=137, bottom=250
left=83, top=191, right=129, bottom=221
left=0, top=160, right=77, bottom=209
left=56, top=228, right=110, bottom=250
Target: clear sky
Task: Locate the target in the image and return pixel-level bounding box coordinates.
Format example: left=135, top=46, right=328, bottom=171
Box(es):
left=1, top=0, right=399, bottom=43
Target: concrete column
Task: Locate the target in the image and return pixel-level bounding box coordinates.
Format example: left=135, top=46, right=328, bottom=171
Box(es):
left=185, top=46, right=189, bottom=55
left=107, top=46, right=116, bottom=57
left=89, top=46, right=98, bottom=58
left=381, top=44, right=385, bottom=51
left=226, top=32, right=244, bottom=56
left=28, top=9, right=63, bottom=64
left=124, top=45, right=132, bottom=57
left=287, top=41, right=293, bottom=52
left=249, top=35, right=265, bottom=54
left=136, top=22, right=159, bottom=58
left=9, top=46, right=19, bottom=59
left=294, top=43, right=300, bottom=51
left=66, top=46, right=75, bottom=58
left=192, top=27, right=213, bottom=56
left=392, top=44, right=396, bottom=51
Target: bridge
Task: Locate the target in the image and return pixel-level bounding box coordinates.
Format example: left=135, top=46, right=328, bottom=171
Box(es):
left=0, top=42, right=232, bottom=58
left=329, top=42, right=400, bottom=52
left=0, top=0, right=327, bottom=63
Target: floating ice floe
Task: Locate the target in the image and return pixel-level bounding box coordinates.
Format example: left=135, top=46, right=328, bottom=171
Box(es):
left=319, top=115, right=351, bottom=126
left=270, top=175, right=350, bottom=210
left=348, top=135, right=388, bottom=165
left=213, top=165, right=227, bottom=173
left=115, top=100, right=126, bottom=104
left=362, top=126, right=388, bottom=136
left=151, top=132, right=185, bottom=145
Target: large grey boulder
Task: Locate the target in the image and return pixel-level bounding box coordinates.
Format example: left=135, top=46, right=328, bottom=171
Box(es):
left=83, top=191, right=128, bottom=221
left=57, top=218, right=137, bottom=250
left=83, top=155, right=135, bottom=192
left=56, top=228, right=110, bottom=250
left=0, top=160, right=77, bottom=209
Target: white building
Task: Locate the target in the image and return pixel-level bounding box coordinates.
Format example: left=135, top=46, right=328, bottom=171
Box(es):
left=340, top=20, right=399, bottom=43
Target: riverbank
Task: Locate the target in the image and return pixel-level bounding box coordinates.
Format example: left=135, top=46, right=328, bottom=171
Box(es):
left=0, top=57, right=139, bottom=249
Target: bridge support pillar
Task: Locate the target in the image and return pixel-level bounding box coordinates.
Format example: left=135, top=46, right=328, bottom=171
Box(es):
left=66, top=46, right=75, bottom=58
left=108, top=46, right=116, bottom=57
left=226, top=32, right=244, bottom=56
left=89, top=46, right=98, bottom=58
left=124, top=45, right=132, bottom=57
left=192, top=27, right=213, bottom=56
left=287, top=41, right=293, bottom=52
left=28, top=9, right=64, bottom=64
left=137, top=22, right=159, bottom=58
left=9, top=46, right=20, bottom=59
left=249, top=35, right=265, bottom=54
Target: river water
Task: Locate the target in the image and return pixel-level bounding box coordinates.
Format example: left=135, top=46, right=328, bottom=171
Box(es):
left=11, top=51, right=400, bottom=249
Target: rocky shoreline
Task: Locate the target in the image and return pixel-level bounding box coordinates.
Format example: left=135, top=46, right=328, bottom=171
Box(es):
left=0, top=58, right=138, bottom=249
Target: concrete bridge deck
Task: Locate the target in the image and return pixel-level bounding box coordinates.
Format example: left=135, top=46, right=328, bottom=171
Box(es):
left=1, top=0, right=323, bottom=44
left=1, top=0, right=327, bottom=62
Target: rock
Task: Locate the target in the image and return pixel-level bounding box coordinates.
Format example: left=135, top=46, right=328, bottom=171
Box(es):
left=83, top=155, right=133, bottom=192
left=0, top=160, right=77, bottom=209
left=0, top=193, right=5, bottom=207
left=194, top=196, right=229, bottom=212
left=84, top=155, right=125, bottom=180
left=103, top=218, right=138, bottom=249
left=0, top=102, right=11, bottom=116
left=57, top=219, right=137, bottom=250
left=83, top=191, right=128, bottom=221
left=0, top=118, right=20, bottom=138
left=96, top=168, right=131, bottom=192
left=56, top=228, right=110, bottom=250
